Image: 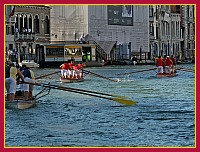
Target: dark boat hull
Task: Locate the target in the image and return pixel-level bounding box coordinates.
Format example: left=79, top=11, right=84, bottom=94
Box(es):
left=60, top=77, right=84, bottom=83
left=156, top=73, right=177, bottom=77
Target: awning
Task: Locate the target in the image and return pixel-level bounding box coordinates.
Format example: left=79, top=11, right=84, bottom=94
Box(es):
left=98, top=41, right=116, bottom=54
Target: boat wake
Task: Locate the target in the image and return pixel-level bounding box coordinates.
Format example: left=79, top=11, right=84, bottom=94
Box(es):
left=117, top=79, right=135, bottom=82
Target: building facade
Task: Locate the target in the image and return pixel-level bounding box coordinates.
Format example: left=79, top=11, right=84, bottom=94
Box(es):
left=5, top=5, right=195, bottom=66
left=181, top=5, right=195, bottom=59
left=149, top=5, right=195, bottom=61
left=5, top=5, right=51, bottom=63
left=50, top=5, right=149, bottom=62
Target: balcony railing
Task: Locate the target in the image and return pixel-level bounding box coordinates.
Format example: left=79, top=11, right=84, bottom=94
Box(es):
left=14, top=32, right=35, bottom=42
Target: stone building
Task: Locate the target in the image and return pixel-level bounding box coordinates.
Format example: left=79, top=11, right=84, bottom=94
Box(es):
left=180, top=5, right=195, bottom=59
left=50, top=5, right=149, bottom=63
left=149, top=5, right=195, bottom=61
left=149, top=5, right=182, bottom=58
left=5, top=5, right=51, bottom=63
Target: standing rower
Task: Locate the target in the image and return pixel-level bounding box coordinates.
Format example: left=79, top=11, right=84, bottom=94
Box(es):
left=165, top=56, right=173, bottom=74
left=162, top=55, right=167, bottom=73
left=156, top=56, right=163, bottom=74
left=5, top=62, right=24, bottom=102
left=22, top=66, right=35, bottom=100
left=170, top=55, right=177, bottom=74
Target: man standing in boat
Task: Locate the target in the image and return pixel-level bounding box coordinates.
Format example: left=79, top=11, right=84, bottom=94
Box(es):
left=60, top=61, right=70, bottom=78
left=170, top=55, right=177, bottom=74
left=22, top=66, right=35, bottom=100
left=156, top=56, right=163, bottom=74
left=165, top=56, right=173, bottom=74
left=77, top=62, right=85, bottom=78
left=69, top=60, right=75, bottom=78
left=162, top=55, right=167, bottom=73
left=5, top=62, right=24, bottom=102
left=60, top=62, right=66, bottom=78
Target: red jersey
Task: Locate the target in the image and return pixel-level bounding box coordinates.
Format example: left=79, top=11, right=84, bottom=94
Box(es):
left=64, top=63, right=69, bottom=70
left=162, top=58, right=166, bottom=65
left=70, top=62, right=75, bottom=67
left=165, top=58, right=172, bottom=66
left=157, top=58, right=163, bottom=66
left=78, top=63, right=84, bottom=69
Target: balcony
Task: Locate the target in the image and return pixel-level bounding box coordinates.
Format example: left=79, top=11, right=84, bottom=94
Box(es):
left=14, top=32, right=35, bottom=42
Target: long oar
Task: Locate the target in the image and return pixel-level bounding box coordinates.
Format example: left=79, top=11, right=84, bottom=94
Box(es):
left=37, top=81, right=126, bottom=99
left=21, top=81, right=136, bottom=106
left=52, top=87, right=135, bottom=106
left=34, top=81, right=125, bottom=99
left=117, top=68, right=157, bottom=75
left=35, top=71, right=60, bottom=79
left=83, top=69, right=118, bottom=82
left=176, top=67, right=194, bottom=73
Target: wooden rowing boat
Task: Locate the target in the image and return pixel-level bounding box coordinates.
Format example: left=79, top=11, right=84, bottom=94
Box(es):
left=5, top=84, right=52, bottom=110
left=5, top=96, right=36, bottom=110
left=20, top=60, right=39, bottom=68
left=156, top=73, right=177, bottom=77
left=60, top=77, right=84, bottom=83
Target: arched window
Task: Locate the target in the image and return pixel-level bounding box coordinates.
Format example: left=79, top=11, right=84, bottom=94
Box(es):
left=24, top=15, right=27, bottom=30
left=34, top=15, right=39, bottom=33
left=20, top=14, right=23, bottom=32
left=44, top=16, right=50, bottom=34
left=14, top=14, right=19, bottom=33
left=15, top=14, right=18, bottom=29
left=29, top=15, right=32, bottom=33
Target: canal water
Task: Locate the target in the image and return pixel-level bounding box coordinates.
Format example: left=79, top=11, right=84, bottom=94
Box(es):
left=5, top=64, right=195, bottom=147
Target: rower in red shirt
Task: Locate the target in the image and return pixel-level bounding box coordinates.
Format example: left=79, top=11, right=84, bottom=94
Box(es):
left=60, top=62, right=67, bottom=78
left=165, top=56, right=173, bottom=74
left=78, top=63, right=85, bottom=78
left=156, top=56, right=163, bottom=74
left=162, top=55, right=167, bottom=73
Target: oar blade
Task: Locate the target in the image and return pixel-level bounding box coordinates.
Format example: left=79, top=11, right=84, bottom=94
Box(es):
left=111, top=98, right=137, bottom=106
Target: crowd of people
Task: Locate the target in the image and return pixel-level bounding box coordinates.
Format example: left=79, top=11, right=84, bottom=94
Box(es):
left=5, top=61, right=35, bottom=102
left=60, top=60, right=85, bottom=79
left=155, top=55, right=177, bottom=74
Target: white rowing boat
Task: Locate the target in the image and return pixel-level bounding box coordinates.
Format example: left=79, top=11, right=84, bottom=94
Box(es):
left=20, top=60, right=39, bottom=68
